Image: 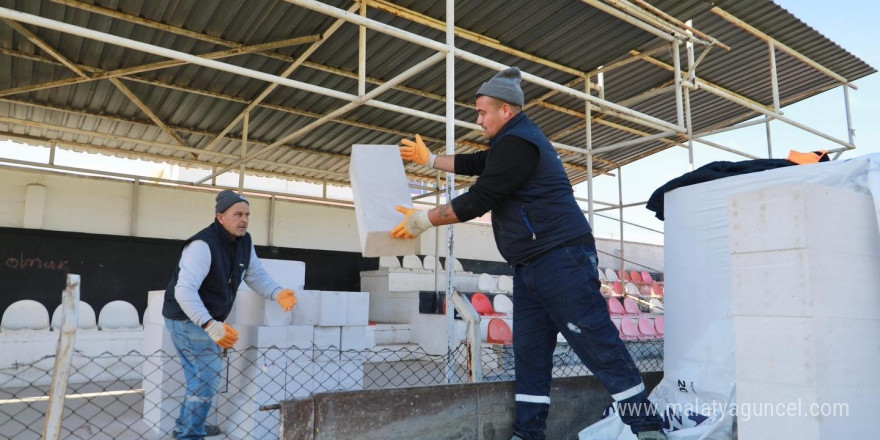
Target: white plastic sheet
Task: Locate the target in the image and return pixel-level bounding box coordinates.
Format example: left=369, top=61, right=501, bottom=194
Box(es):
left=580, top=154, right=880, bottom=440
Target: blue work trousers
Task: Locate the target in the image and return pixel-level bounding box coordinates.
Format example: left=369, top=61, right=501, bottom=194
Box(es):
left=165, top=318, right=223, bottom=440
left=511, top=244, right=662, bottom=440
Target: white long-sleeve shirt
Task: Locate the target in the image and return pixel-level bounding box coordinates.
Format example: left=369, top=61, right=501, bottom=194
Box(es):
left=173, top=240, right=282, bottom=326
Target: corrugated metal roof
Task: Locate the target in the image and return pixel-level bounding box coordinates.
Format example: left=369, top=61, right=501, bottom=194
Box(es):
left=0, top=0, right=874, bottom=187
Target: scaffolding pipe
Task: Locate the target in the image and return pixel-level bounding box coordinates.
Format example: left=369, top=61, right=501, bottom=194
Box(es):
left=284, top=0, right=684, bottom=134
left=444, top=0, right=460, bottom=384
left=42, top=274, right=80, bottom=440
left=585, top=80, right=594, bottom=226
left=359, top=0, right=367, bottom=96
left=697, top=81, right=854, bottom=149
left=239, top=112, right=248, bottom=192
left=195, top=51, right=447, bottom=184
left=0, top=7, right=481, bottom=136
left=591, top=130, right=678, bottom=155
left=617, top=166, right=625, bottom=277
left=672, top=41, right=684, bottom=127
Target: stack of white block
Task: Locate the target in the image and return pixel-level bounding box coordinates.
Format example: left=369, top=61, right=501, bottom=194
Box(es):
left=361, top=257, right=482, bottom=324
left=729, top=184, right=880, bottom=439
left=142, top=259, right=371, bottom=440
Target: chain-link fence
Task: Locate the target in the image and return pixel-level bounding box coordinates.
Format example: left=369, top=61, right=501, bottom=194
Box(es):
left=0, top=339, right=662, bottom=440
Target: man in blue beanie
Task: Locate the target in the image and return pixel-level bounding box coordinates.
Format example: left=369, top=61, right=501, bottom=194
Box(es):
left=162, top=189, right=299, bottom=439
left=392, top=67, right=666, bottom=440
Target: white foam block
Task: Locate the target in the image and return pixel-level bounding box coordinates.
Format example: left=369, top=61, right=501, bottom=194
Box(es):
left=291, top=290, right=321, bottom=325
left=255, top=258, right=305, bottom=291
left=317, top=291, right=347, bottom=326
left=346, top=291, right=370, bottom=325
left=341, top=325, right=368, bottom=351
left=313, top=326, right=341, bottom=362
left=228, top=289, right=292, bottom=327
left=349, top=144, right=419, bottom=257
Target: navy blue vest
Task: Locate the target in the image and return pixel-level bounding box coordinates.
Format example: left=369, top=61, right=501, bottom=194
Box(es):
left=489, top=112, right=592, bottom=265
left=162, top=221, right=252, bottom=322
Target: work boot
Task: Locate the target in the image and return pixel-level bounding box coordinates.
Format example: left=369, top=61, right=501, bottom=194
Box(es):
left=636, top=430, right=668, bottom=440
left=172, top=424, right=222, bottom=437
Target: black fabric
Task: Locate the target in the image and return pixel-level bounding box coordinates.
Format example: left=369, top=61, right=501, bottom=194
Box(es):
left=450, top=136, right=539, bottom=222
left=163, top=220, right=252, bottom=322
left=646, top=159, right=797, bottom=221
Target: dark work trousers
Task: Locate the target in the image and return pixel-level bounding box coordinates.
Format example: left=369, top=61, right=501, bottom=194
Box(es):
left=511, top=244, right=663, bottom=440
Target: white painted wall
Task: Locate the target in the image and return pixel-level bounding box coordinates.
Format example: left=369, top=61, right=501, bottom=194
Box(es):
left=0, top=167, right=505, bottom=262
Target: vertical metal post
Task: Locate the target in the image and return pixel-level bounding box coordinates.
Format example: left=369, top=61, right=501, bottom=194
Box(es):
left=672, top=40, right=684, bottom=128
left=238, top=112, right=248, bottom=193
left=843, top=84, right=855, bottom=146
left=131, top=178, right=139, bottom=236
left=767, top=40, right=780, bottom=158
left=768, top=41, right=781, bottom=113
left=685, top=21, right=695, bottom=171
left=42, top=274, right=81, bottom=440
left=585, top=79, right=594, bottom=226
left=434, top=174, right=441, bottom=295
left=358, top=0, right=367, bottom=96
left=444, top=0, right=458, bottom=384
left=268, top=194, right=276, bottom=246
left=617, top=168, right=625, bottom=278
left=49, top=142, right=56, bottom=166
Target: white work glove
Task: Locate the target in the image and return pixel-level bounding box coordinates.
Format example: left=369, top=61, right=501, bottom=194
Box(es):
left=204, top=320, right=239, bottom=349
left=391, top=206, right=434, bottom=239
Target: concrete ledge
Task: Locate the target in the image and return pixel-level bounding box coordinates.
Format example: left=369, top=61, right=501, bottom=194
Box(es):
left=281, top=372, right=662, bottom=440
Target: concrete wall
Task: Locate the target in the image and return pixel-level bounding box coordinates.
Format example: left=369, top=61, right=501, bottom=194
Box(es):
left=0, top=167, right=504, bottom=262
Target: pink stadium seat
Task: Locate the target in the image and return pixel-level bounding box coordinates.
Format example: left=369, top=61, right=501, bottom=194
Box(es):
left=612, top=282, right=624, bottom=296
left=640, top=271, right=655, bottom=283
left=607, top=298, right=626, bottom=316
left=618, top=270, right=630, bottom=282
left=654, top=316, right=665, bottom=337
left=487, top=318, right=513, bottom=345
left=650, top=282, right=663, bottom=297
left=620, top=318, right=641, bottom=341
left=623, top=297, right=641, bottom=316
left=638, top=317, right=659, bottom=340
left=629, top=270, right=643, bottom=283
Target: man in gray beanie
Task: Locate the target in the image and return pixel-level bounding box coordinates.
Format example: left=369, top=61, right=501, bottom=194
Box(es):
left=392, top=67, right=667, bottom=440
left=162, top=189, right=298, bottom=439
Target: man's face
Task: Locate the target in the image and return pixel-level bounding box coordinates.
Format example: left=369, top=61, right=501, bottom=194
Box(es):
left=475, top=96, right=512, bottom=140
left=217, top=201, right=250, bottom=238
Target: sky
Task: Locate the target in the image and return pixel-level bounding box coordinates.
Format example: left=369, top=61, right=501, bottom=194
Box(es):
left=582, top=0, right=880, bottom=244
left=1, top=1, right=878, bottom=245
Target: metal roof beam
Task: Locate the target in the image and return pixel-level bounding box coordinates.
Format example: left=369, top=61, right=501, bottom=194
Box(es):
left=47, top=0, right=474, bottom=109
left=2, top=18, right=190, bottom=149
left=198, top=2, right=360, bottom=158
left=0, top=35, right=321, bottom=98
left=194, top=51, right=448, bottom=184
left=284, top=0, right=685, bottom=135
left=711, top=7, right=856, bottom=90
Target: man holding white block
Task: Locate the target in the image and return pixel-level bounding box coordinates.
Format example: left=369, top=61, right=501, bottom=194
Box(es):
left=162, top=190, right=299, bottom=440
left=392, top=67, right=666, bottom=440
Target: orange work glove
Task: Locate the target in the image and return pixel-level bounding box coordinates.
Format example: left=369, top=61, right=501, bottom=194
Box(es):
left=400, top=134, right=435, bottom=168
left=204, top=320, right=239, bottom=349
left=391, top=205, right=434, bottom=239
left=277, top=289, right=297, bottom=312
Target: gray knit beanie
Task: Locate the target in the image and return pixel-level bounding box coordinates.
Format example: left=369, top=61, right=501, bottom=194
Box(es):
left=215, top=190, right=248, bottom=213
left=476, top=67, right=524, bottom=107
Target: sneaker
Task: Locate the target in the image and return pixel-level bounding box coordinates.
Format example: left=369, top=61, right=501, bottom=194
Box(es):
left=172, top=424, right=221, bottom=437
left=637, top=430, right=668, bottom=440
